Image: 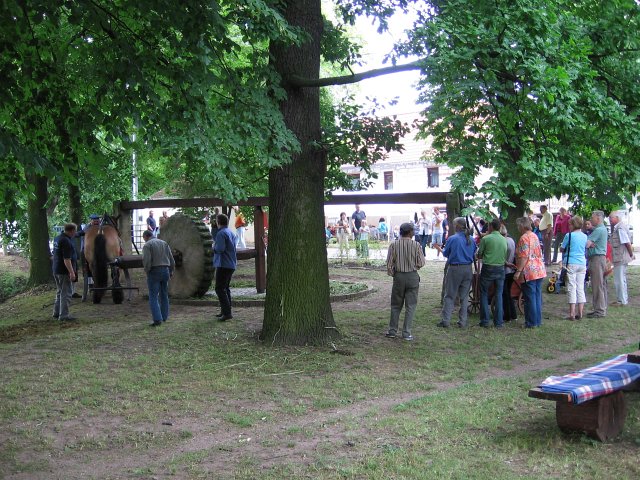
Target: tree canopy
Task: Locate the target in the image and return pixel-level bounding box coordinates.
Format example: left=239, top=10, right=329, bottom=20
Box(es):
left=400, top=0, right=640, bottom=216
left=2, top=0, right=639, bottom=343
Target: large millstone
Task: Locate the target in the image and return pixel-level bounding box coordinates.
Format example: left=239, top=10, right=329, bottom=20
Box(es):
left=159, top=213, right=214, bottom=298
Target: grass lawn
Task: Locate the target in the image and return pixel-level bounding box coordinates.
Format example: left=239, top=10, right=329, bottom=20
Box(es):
left=0, top=257, right=639, bottom=479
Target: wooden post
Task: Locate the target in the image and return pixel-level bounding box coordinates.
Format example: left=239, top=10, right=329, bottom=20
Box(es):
left=115, top=202, right=133, bottom=255
left=556, top=391, right=627, bottom=441
left=254, top=206, right=267, bottom=293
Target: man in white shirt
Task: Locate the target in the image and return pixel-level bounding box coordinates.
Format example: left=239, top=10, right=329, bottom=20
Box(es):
left=539, top=205, right=554, bottom=266
left=609, top=211, right=634, bottom=305
left=417, top=210, right=432, bottom=254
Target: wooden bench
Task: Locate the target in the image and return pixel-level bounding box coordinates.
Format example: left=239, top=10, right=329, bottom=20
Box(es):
left=529, top=351, right=640, bottom=441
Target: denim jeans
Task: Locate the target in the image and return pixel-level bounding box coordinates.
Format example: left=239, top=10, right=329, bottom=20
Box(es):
left=521, top=278, right=543, bottom=327
left=419, top=234, right=429, bottom=255
left=479, top=265, right=505, bottom=326
left=147, top=266, right=170, bottom=323
left=53, top=273, right=72, bottom=319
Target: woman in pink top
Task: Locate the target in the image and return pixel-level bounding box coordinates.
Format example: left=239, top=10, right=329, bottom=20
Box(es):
left=514, top=217, right=546, bottom=328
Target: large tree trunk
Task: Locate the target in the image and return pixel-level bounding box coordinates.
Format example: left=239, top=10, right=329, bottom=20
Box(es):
left=68, top=181, right=83, bottom=257
left=261, top=0, right=338, bottom=345
left=504, top=192, right=527, bottom=243
left=27, top=174, right=53, bottom=285
left=68, top=182, right=83, bottom=227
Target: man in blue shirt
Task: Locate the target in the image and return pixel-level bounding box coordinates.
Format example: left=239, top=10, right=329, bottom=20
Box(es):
left=214, top=214, right=237, bottom=321
left=436, top=217, right=477, bottom=328
left=586, top=210, right=608, bottom=318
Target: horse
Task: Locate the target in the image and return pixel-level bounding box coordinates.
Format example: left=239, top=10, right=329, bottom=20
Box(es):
left=83, top=217, right=124, bottom=304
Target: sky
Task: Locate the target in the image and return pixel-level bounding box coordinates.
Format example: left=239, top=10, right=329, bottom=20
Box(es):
left=351, top=9, right=422, bottom=117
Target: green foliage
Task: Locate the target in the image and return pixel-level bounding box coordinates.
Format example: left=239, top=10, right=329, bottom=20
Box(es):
left=0, top=267, right=28, bottom=303
left=322, top=93, right=411, bottom=193
left=0, top=0, right=304, bottom=217
left=400, top=0, right=640, bottom=214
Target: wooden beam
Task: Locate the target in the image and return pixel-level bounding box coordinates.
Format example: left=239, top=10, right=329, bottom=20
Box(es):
left=118, top=192, right=450, bottom=211
left=528, top=387, right=573, bottom=403
left=119, top=197, right=269, bottom=210
left=325, top=192, right=449, bottom=205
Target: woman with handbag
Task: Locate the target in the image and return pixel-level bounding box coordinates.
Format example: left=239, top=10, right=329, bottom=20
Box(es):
left=560, top=216, right=588, bottom=320
left=514, top=217, right=546, bottom=328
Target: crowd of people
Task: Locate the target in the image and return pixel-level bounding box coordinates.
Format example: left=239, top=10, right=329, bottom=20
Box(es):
left=384, top=206, right=635, bottom=340
left=328, top=205, right=449, bottom=260
left=50, top=204, right=634, bottom=334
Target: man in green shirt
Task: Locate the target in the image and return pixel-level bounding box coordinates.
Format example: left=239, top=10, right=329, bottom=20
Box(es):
left=586, top=210, right=608, bottom=318
left=477, top=218, right=508, bottom=328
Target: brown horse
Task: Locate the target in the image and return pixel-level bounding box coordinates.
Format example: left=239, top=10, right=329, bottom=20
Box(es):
left=83, top=221, right=124, bottom=304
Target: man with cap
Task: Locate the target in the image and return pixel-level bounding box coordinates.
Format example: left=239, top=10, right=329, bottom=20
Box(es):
left=142, top=229, right=175, bottom=326
left=52, top=223, right=78, bottom=321
left=385, top=222, right=425, bottom=341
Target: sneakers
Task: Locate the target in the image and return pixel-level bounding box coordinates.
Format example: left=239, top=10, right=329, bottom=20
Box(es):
left=385, top=332, right=414, bottom=341
left=436, top=322, right=449, bottom=328
left=586, top=312, right=605, bottom=318
left=218, top=314, right=233, bottom=321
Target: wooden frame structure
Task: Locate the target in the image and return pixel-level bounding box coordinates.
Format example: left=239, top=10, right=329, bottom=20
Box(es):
left=114, top=192, right=458, bottom=294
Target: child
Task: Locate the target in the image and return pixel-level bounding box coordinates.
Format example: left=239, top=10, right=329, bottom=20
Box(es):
left=359, top=220, right=370, bottom=258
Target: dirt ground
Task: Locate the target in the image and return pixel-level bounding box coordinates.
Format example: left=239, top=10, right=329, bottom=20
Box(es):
left=1, top=257, right=638, bottom=479
left=0, top=252, right=30, bottom=271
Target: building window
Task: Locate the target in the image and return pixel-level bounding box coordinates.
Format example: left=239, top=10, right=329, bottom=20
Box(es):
left=348, top=173, right=360, bottom=189
left=383, top=171, right=393, bottom=190
left=428, top=167, right=439, bottom=188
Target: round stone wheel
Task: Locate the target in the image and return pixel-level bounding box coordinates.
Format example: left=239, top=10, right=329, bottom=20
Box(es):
left=159, top=213, right=214, bottom=298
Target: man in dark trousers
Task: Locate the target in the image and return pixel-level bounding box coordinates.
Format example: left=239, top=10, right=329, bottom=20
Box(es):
left=142, top=230, right=175, bottom=326
left=476, top=218, right=508, bottom=328
left=52, top=223, right=78, bottom=321
left=214, top=214, right=237, bottom=321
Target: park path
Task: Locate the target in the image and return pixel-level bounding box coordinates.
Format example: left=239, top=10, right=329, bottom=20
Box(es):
left=7, top=327, right=635, bottom=480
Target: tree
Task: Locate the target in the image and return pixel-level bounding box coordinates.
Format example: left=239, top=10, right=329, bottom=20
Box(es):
left=1, top=0, right=300, bottom=281
left=2, top=0, right=418, bottom=344
left=400, top=0, right=640, bottom=233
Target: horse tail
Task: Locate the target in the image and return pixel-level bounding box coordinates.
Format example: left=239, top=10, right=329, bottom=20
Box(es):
left=94, top=233, right=109, bottom=288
